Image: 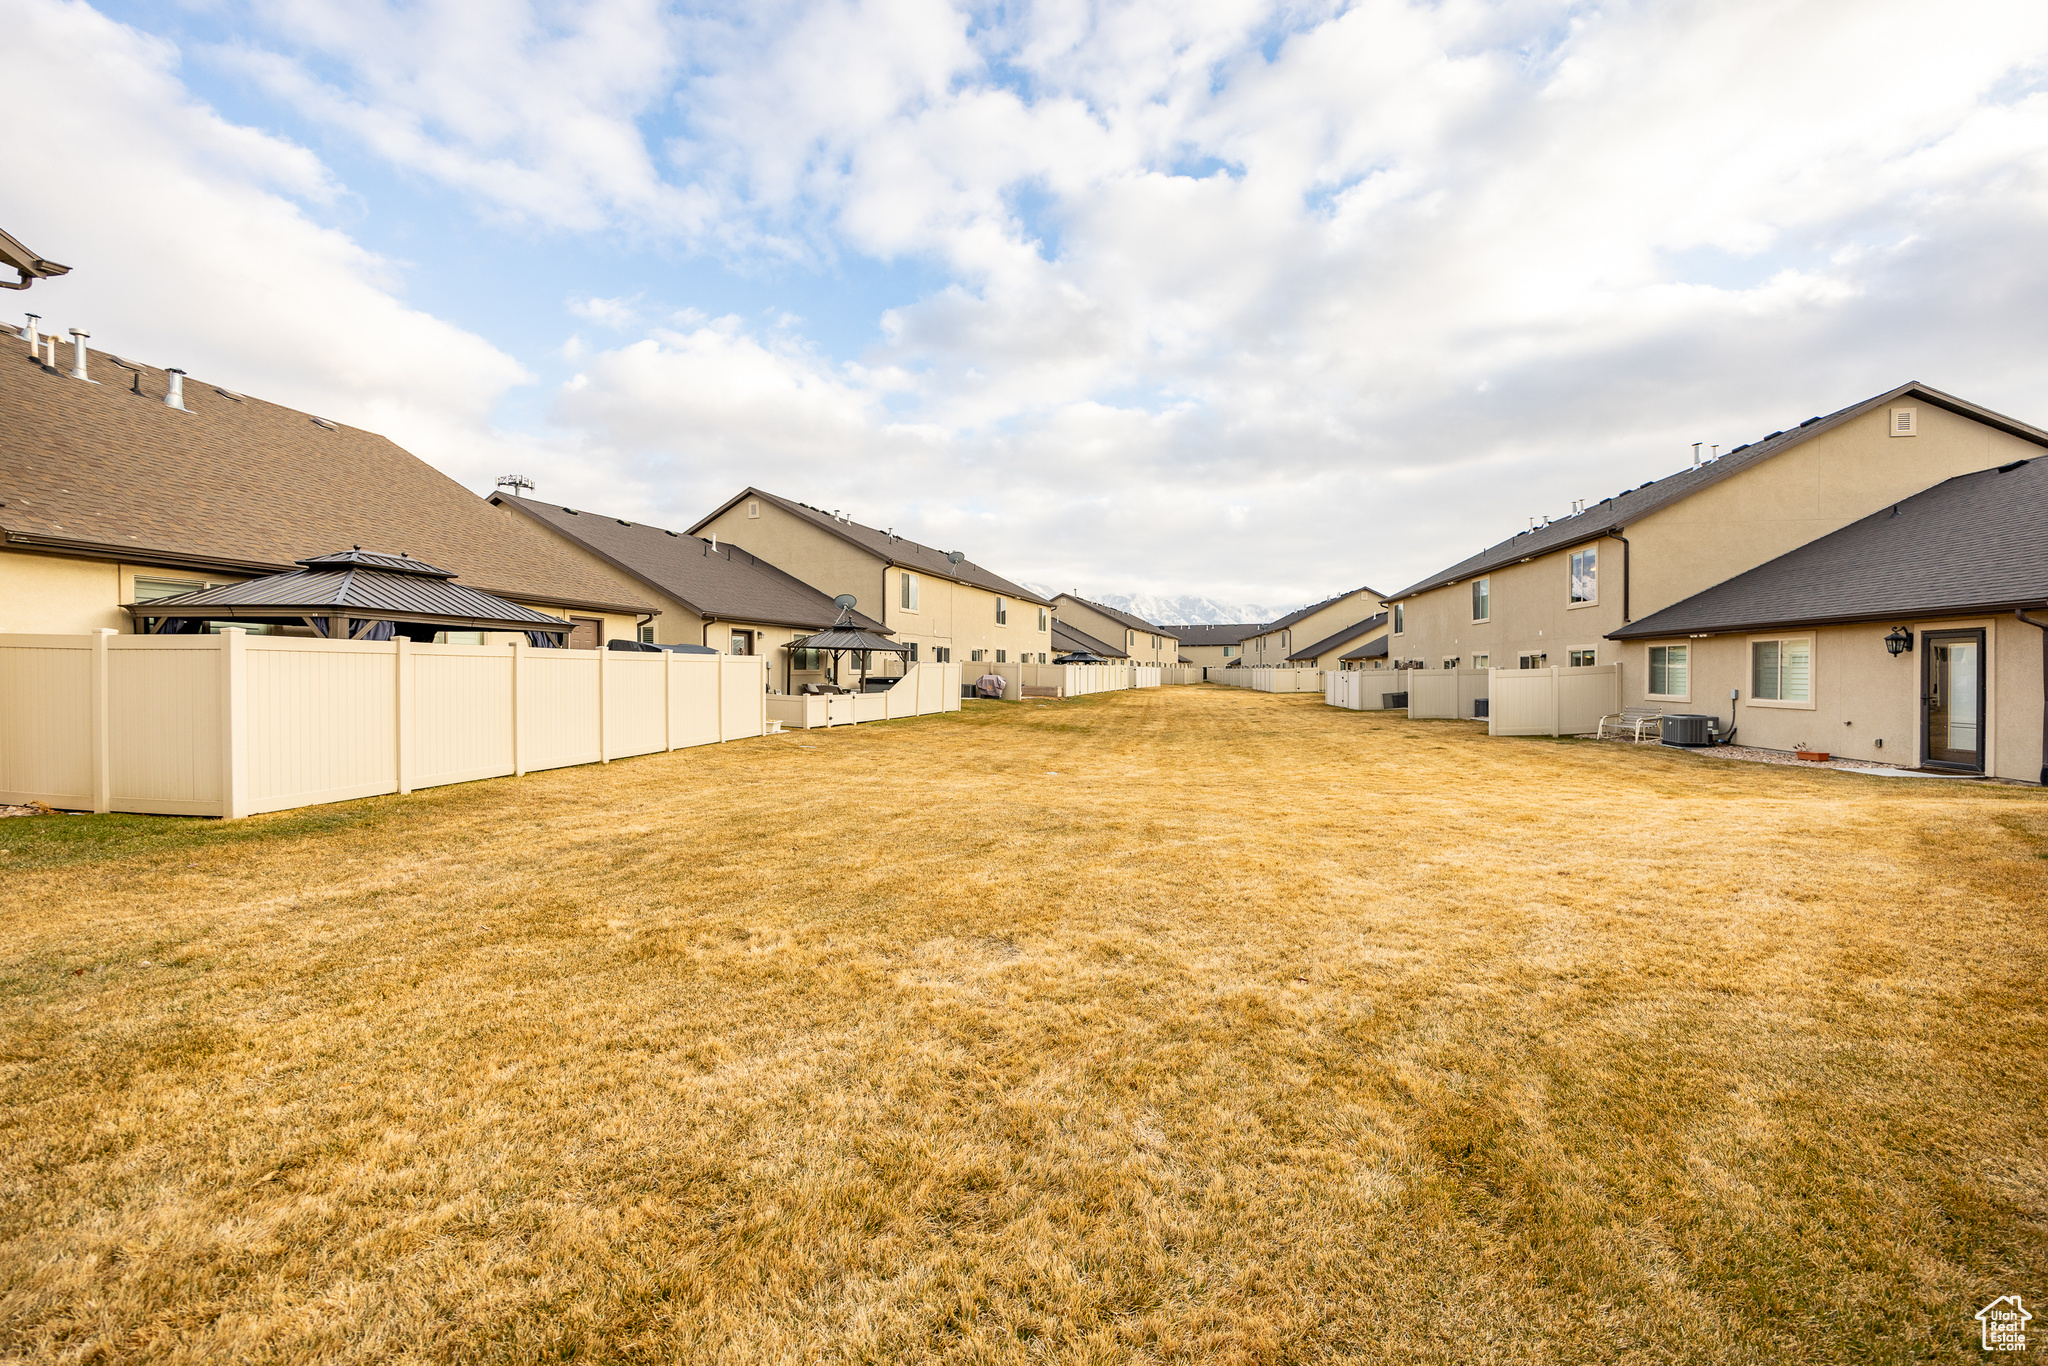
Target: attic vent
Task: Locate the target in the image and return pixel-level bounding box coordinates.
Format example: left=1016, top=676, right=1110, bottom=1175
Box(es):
left=1890, top=407, right=1918, bottom=437
left=214, top=388, right=243, bottom=402
left=664, top=529, right=679, bottom=537
left=1799, top=415, right=1821, bottom=427
left=562, top=507, right=578, bottom=514
left=616, top=518, right=630, bottom=526
left=1998, top=458, right=2029, bottom=472
left=747, top=500, right=760, bottom=518
left=311, top=416, right=337, bottom=430
left=1764, top=430, right=1785, bottom=440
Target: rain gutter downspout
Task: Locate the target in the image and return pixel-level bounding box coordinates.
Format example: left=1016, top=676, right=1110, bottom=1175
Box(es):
left=1610, top=529, right=1631, bottom=622
left=2015, top=607, right=2048, bottom=787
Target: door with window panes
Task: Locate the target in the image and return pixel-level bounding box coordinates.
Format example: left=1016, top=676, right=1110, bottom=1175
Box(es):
left=1922, top=630, right=1985, bottom=770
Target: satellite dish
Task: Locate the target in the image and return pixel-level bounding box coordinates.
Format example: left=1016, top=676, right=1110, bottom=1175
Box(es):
left=833, top=594, right=858, bottom=610
left=946, top=551, right=965, bottom=566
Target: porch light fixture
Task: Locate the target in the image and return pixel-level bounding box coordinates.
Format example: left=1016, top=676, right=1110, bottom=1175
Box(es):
left=1885, top=627, right=1913, bottom=657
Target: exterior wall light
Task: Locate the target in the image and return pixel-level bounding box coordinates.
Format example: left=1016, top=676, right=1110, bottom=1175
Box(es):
left=1885, top=627, right=1914, bottom=656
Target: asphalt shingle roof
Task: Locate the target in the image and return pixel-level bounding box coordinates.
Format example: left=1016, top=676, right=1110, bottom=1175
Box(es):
left=1610, top=457, right=2048, bottom=638
left=688, top=488, right=1050, bottom=606
left=1386, top=382, right=2048, bottom=605
left=495, top=494, right=888, bottom=633
left=0, top=329, right=655, bottom=614
left=1173, top=622, right=1265, bottom=646
left=1259, top=586, right=1385, bottom=634
left=1341, top=637, right=1390, bottom=661
left=1052, top=619, right=1127, bottom=658
left=1289, top=612, right=1387, bottom=662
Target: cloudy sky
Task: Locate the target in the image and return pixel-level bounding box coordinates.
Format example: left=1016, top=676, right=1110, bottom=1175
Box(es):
left=5, top=0, right=2047, bottom=612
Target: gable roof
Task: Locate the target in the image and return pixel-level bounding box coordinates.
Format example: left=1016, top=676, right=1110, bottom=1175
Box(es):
left=0, top=329, right=654, bottom=614
left=1054, top=593, right=1169, bottom=636
left=1052, top=619, right=1127, bottom=658
left=688, top=487, right=1050, bottom=606
left=493, top=494, right=887, bottom=633
left=1611, top=457, right=2048, bottom=638
left=1386, top=382, right=2048, bottom=604
left=1289, top=612, right=1387, bottom=661
left=1173, top=621, right=1265, bottom=646
left=1342, top=636, right=1390, bottom=661
left=1256, top=586, right=1385, bottom=635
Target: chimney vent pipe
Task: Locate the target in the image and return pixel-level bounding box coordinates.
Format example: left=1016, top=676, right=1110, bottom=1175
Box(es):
left=23, top=313, right=38, bottom=352
left=67, top=328, right=94, bottom=383
left=164, top=368, right=189, bottom=412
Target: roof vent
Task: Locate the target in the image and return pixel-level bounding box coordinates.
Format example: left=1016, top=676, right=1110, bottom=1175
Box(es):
left=213, top=387, right=243, bottom=402
left=616, top=518, right=630, bottom=526
left=164, top=368, right=190, bottom=413
left=67, top=329, right=94, bottom=383
left=310, top=416, right=337, bottom=430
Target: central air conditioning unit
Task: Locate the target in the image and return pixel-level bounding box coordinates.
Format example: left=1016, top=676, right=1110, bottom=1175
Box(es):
left=1383, top=691, right=1409, bottom=709
left=1661, top=714, right=1714, bottom=746
left=1472, top=698, right=1489, bottom=718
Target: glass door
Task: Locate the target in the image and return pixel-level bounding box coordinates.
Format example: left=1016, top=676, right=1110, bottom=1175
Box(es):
left=1922, top=630, right=1985, bottom=770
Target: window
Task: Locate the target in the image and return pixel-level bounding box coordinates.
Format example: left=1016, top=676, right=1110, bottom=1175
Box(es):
left=729, top=629, right=754, bottom=656
left=1222, top=645, right=1235, bottom=657
left=901, top=572, right=919, bottom=611
left=970, top=649, right=984, bottom=662
left=133, top=577, right=206, bottom=602
left=1393, top=604, right=1405, bottom=634
left=436, top=630, right=484, bottom=645
left=908, top=642, right=919, bottom=662
left=747, top=500, right=761, bottom=517
left=1281, top=630, right=1290, bottom=648
left=1472, top=654, right=1489, bottom=669
left=1569, top=649, right=1596, bottom=667
left=931, top=647, right=950, bottom=663
left=1569, top=547, right=1597, bottom=604
left=996, top=650, right=1007, bottom=663
left=1443, top=657, right=1458, bottom=670
left=637, top=623, right=655, bottom=644
left=794, top=648, right=820, bottom=670
left=1648, top=645, right=1688, bottom=697
left=1151, top=634, right=1159, bottom=650
left=1038, top=607, right=1048, bottom=631
left=1038, top=653, right=1047, bottom=664
left=1471, top=578, right=1489, bottom=621
left=1518, top=652, right=1547, bottom=669
left=996, top=597, right=1008, bottom=625
left=1752, top=638, right=1811, bottom=703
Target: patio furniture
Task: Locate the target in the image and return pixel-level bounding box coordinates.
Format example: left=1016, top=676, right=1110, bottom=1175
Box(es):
left=1596, top=707, right=1664, bottom=741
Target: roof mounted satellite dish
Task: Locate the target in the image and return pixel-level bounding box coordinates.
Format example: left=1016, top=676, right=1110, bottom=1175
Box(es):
left=946, top=551, right=965, bottom=566
left=833, top=594, right=858, bottom=611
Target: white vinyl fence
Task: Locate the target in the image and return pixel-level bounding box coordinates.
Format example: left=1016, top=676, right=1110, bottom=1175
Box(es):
left=1404, top=668, right=1491, bottom=720
left=1488, top=664, right=1621, bottom=737
left=976, top=662, right=1170, bottom=700
left=1324, top=671, right=1408, bottom=710
left=0, top=630, right=777, bottom=818
left=765, top=664, right=962, bottom=729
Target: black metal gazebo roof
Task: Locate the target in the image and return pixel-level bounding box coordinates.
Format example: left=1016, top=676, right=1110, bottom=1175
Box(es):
left=126, top=547, right=574, bottom=637
left=785, top=626, right=909, bottom=654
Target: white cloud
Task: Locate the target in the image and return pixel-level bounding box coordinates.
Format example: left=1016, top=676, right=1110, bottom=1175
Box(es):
left=11, top=0, right=2048, bottom=603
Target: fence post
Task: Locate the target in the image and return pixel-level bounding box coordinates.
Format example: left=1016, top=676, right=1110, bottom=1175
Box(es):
left=759, top=657, right=768, bottom=735
left=395, top=636, right=413, bottom=795
left=598, top=645, right=609, bottom=762
left=663, top=648, right=674, bottom=751
left=716, top=648, right=726, bottom=744
left=220, top=628, right=249, bottom=819
left=91, top=629, right=113, bottom=813
left=1551, top=665, right=1563, bottom=738
left=510, top=637, right=527, bottom=777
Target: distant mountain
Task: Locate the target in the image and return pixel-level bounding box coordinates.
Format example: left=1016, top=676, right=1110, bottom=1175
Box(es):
left=1023, top=586, right=1298, bottom=627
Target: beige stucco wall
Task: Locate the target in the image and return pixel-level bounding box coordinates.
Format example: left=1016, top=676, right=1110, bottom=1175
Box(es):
left=1178, top=643, right=1244, bottom=668
left=1243, top=589, right=1381, bottom=667
left=1052, top=597, right=1178, bottom=666
left=1388, top=401, right=2044, bottom=680
left=1611, top=617, right=2040, bottom=781
left=1302, top=621, right=1388, bottom=669
left=697, top=498, right=1051, bottom=665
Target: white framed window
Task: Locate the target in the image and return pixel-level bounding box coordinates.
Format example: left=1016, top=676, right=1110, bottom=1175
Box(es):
left=996, top=649, right=1007, bottom=663
left=1648, top=644, right=1689, bottom=699
left=1568, top=648, right=1596, bottom=667
left=933, top=647, right=951, bottom=663
left=1751, top=637, right=1813, bottom=707
left=1890, top=407, right=1917, bottom=437
left=1038, top=653, right=1047, bottom=663
left=132, top=576, right=207, bottom=602
left=996, top=596, right=1008, bottom=625
left=1442, top=657, right=1458, bottom=670
left=1393, top=604, right=1405, bottom=634
left=970, top=649, right=984, bottom=662
left=1472, top=654, right=1489, bottom=669
left=1281, top=630, right=1290, bottom=648
left=1038, top=607, right=1048, bottom=631
left=1222, top=645, right=1234, bottom=657
left=1471, top=578, right=1489, bottom=622
left=637, top=623, right=655, bottom=643
left=1569, top=547, right=1598, bottom=605
left=900, top=572, right=919, bottom=611
left=1518, top=652, right=1547, bottom=669
left=907, top=642, right=919, bottom=662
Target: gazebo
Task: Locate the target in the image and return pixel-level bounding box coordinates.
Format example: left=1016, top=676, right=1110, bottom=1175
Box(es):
left=783, top=621, right=909, bottom=694
left=126, top=548, right=575, bottom=645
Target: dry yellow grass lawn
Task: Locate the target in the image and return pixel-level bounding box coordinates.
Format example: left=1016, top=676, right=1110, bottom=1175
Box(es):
left=2, top=686, right=2043, bottom=1364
